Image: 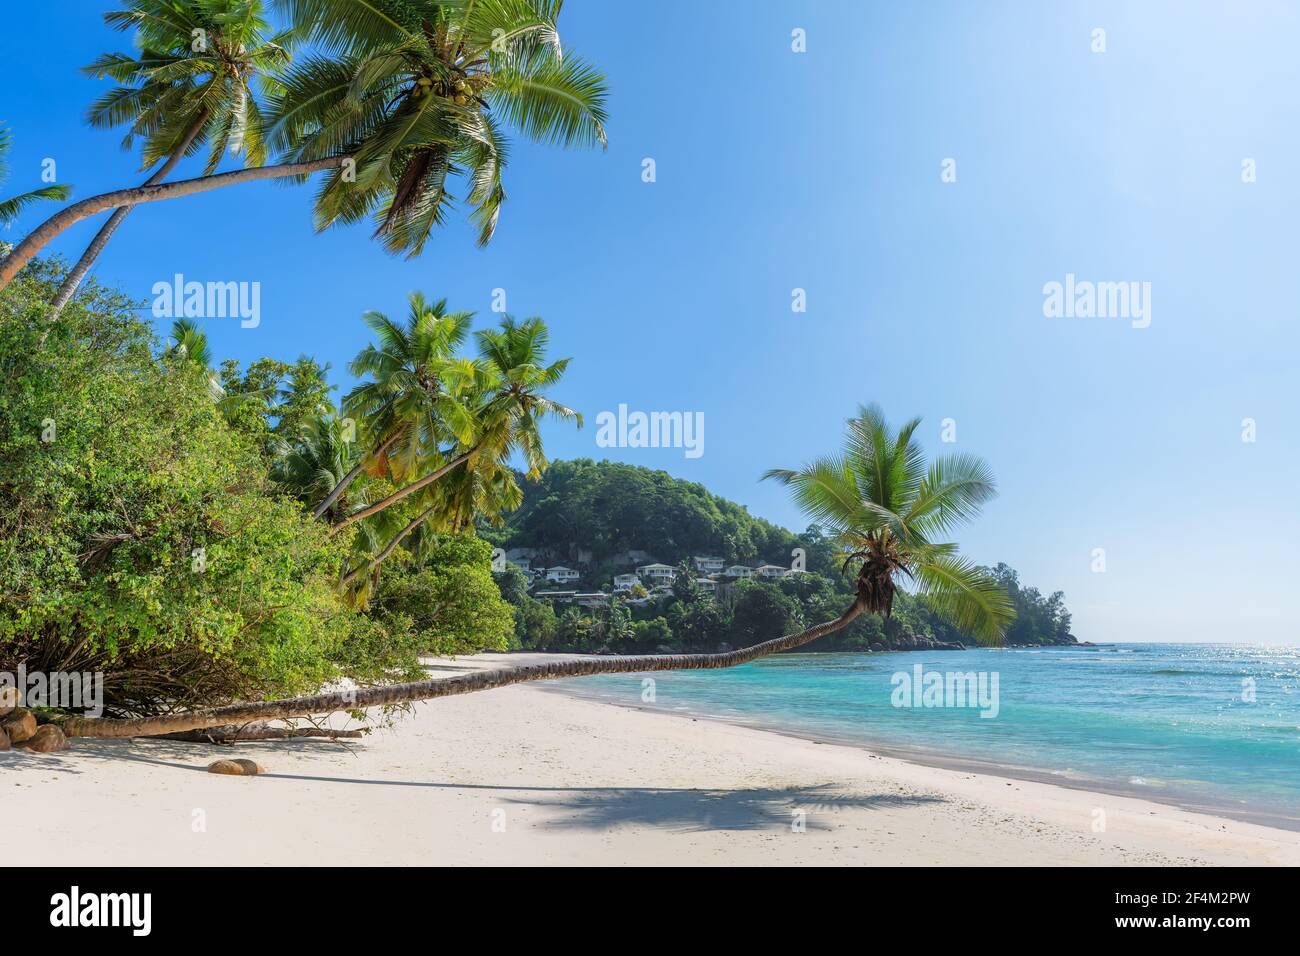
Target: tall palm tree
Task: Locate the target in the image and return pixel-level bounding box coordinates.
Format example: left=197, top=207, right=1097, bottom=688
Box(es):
left=57, top=405, right=1016, bottom=740
left=474, top=315, right=578, bottom=479
left=0, top=0, right=608, bottom=292
left=0, top=125, right=72, bottom=234
left=312, top=293, right=479, bottom=519
left=52, top=0, right=297, bottom=311
left=267, top=0, right=608, bottom=255
left=328, top=312, right=578, bottom=532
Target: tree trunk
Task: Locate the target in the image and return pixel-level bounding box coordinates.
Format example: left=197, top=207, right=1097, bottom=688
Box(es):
left=149, top=723, right=365, bottom=743
left=330, top=447, right=474, bottom=533
left=57, top=600, right=866, bottom=739
left=50, top=112, right=210, bottom=313
left=0, top=156, right=345, bottom=291
left=312, top=431, right=401, bottom=520
left=340, top=504, right=436, bottom=587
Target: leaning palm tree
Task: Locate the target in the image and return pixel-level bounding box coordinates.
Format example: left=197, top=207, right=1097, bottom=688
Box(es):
left=762, top=405, right=1015, bottom=642
left=0, top=125, right=72, bottom=233
left=51, top=0, right=297, bottom=311
left=0, top=0, right=607, bottom=291
left=57, top=405, right=1016, bottom=740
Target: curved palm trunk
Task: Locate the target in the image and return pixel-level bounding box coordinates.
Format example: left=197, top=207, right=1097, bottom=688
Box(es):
left=312, top=432, right=401, bottom=520
left=58, top=600, right=866, bottom=739
left=330, top=447, right=475, bottom=533
left=50, top=113, right=210, bottom=313
left=0, top=156, right=344, bottom=291
left=340, top=504, right=435, bottom=587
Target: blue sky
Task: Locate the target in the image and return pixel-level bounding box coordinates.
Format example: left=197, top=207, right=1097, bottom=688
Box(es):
left=3, top=1, right=1298, bottom=644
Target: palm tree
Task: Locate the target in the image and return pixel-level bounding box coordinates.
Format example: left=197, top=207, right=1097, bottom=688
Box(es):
left=312, top=293, right=479, bottom=519
left=0, top=125, right=72, bottom=234
left=267, top=0, right=608, bottom=255
left=328, top=312, right=579, bottom=533
left=51, top=0, right=297, bottom=311
left=0, top=0, right=608, bottom=292
left=167, top=317, right=225, bottom=400
left=761, top=404, right=1015, bottom=643
left=169, top=317, right=280, bottom=416
left=272, top=413, right=362, bottom=523
left=338, top=442, right=522, bottom=590
left=56, top=405, right=1016, bottom=740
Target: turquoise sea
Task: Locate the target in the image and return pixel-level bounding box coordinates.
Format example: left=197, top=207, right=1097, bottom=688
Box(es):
left=548, top=643, right=1300, bottom=828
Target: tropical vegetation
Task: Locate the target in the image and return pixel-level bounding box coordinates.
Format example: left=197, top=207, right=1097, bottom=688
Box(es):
left=0, top=0, right=608, bottom=289
left=0, top=257, right=563, bottom=722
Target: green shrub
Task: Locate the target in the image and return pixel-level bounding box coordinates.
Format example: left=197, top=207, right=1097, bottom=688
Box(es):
left=0, top=262, right=419, bottom=715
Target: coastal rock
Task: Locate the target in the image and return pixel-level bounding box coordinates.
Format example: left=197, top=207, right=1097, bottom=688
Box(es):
left=1, top=709, right=37, bottom=744
left=18, top=724, right=67, bottom=753
left=207, top=758, right=263, bottom=776
left=0, top=726, right=9, bottom=751
left=0, top=684, right=18, bottom=717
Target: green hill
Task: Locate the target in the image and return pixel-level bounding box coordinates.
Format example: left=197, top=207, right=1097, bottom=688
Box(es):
left=481, top=458, right=807, bottom=568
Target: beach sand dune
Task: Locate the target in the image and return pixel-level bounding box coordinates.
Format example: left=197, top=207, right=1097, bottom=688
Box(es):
left=5, top=654, right=1298, bottom=866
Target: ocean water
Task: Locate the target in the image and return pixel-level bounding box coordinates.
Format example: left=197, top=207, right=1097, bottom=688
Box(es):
left=547, top=643, right=1300, bottom=827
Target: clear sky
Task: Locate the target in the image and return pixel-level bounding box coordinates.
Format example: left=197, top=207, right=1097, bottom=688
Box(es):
left=2, top=1, right=1297, bottom=644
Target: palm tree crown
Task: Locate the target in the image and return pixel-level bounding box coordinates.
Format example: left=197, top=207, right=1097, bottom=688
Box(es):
left=764, top=405, right=1015, bottom=644
left=269, top=0, right=608, bottom=254
left=344, top=292, right=483, bottom=484
left=86, top=0, right=296, bottom=175
left=473, top=314, right=579, bottom=479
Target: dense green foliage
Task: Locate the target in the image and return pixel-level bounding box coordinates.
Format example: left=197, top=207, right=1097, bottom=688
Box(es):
left=498, top=566, right=1074, bottom=655
left=0, top=260, right=521, bottom=715
left=370, top=535, right=515, bottom=656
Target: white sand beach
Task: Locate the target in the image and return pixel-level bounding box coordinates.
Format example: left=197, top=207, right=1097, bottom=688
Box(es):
left=5, top=654, right=1299, bottom=867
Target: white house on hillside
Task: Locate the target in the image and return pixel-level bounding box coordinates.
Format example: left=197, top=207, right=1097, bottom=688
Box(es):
left=574, top=592, right=610, bottom=608
left=637, top=563, right=676, bottom=583
left=754, top=565, right=789, bottom=579
left=695, top=578, right=718, bottom=593
left=613, top=573, right=640, bottom=592
left=723, top=565, right=754, bottom=579
left=692, top=556, right=726, bottom=574
left=545, top=566, right=580, bottom=583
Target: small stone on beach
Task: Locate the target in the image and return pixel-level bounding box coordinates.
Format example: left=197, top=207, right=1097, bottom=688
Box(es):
left=207, top=758, right=264, bottom=776
left=1, top=710, right=36, bottom=744
left=18, top=724, right=67, bottom=753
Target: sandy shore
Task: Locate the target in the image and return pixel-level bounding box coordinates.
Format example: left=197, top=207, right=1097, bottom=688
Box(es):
left=5, top=653, right=1299, bottom=866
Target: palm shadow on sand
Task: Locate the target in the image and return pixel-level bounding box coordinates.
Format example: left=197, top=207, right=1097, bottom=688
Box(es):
left=7, top=739, right=945, bottom=834
left=507, top=783, right=945, bottom=832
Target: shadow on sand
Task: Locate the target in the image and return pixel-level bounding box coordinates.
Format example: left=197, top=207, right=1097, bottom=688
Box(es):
left=5, top=737, right=945, bottom=833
